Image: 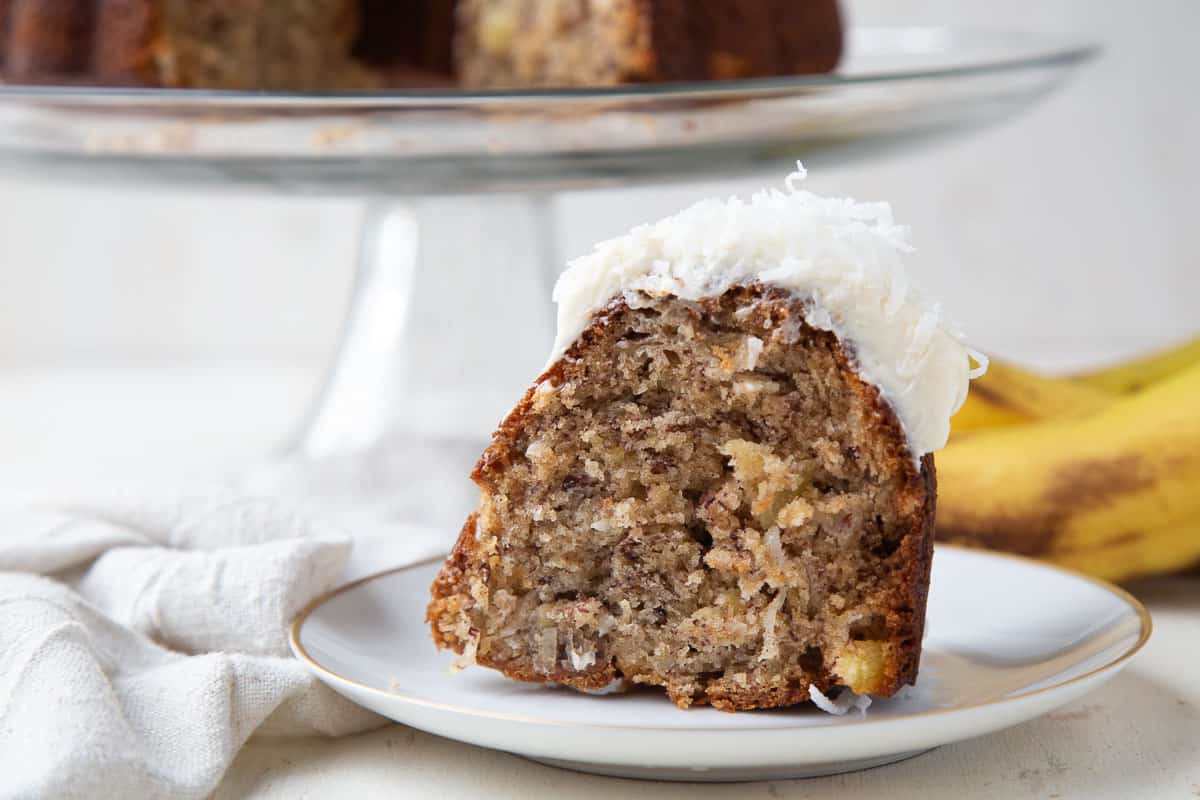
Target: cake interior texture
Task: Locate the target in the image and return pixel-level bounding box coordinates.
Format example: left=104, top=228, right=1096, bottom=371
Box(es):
left=151, top=0, right=364, bottom=90
left=455, top=0, right=843, bottom=87
left=428, top=284, right=934, bottom=711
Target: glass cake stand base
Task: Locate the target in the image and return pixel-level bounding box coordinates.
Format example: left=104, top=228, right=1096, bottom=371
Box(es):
left=246, top=194, right=561, bottom=534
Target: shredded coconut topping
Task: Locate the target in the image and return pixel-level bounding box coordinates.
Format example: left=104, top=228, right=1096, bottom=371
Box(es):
left=549, top=163, right=983, bottom=457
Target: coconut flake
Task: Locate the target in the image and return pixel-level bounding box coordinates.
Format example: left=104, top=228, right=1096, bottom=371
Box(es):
left=966, top=347, right=990, bottom=379
left=450, top=631, right=480, bottom=673
left=568, top=643, right=596, bottom=671
left=758, top=591, right=787, bottom=661
left=785, top=160, right=808, bottom=192
left=582, top=677, right=632, bottom=696
left=808, top=684, right=872, bottom=716
left=741, top=336, right=764, bottom=370
left=764, top=526, right=786, bottom=567
left=534, top=628, right=558, bottom=673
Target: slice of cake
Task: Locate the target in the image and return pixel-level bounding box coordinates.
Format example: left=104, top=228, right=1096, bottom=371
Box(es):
left=427, top=167, right=982, bottom=711
left=455, top=0, right=843, bottom=87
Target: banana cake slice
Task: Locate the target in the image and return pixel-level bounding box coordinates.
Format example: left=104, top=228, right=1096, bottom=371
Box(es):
left=427, top=167, right=982, bottom=711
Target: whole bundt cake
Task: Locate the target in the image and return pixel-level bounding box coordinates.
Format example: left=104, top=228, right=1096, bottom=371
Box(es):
left=0, top=0, right=842, bottom=90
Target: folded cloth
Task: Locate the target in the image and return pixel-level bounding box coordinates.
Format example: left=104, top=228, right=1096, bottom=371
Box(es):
left=0, top=488, right=444, bottom=799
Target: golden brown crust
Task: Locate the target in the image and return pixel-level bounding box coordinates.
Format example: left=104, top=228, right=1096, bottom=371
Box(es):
left=92, top=0, right=161, bottom=85
left=1, top=0, right=165, bottom=85
left=430, top=284, right=935, bottom=710
left=829, top=342, right=936, bottom=697
left=3, top=0, right=94, bottom=80
left=648, top=0, right=843, bottom=82
left=0, top=0, right=11, bottom=69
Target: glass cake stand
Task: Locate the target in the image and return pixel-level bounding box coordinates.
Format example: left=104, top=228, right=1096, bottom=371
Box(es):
left=0, top=27, right=1096, bottom=535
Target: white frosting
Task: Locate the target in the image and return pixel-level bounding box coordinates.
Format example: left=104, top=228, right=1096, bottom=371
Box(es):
left=547, top=165, right=984, bottom=458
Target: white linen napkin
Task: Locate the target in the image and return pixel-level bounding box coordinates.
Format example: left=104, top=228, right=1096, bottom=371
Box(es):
left=0, top=487, right=446, bottom=799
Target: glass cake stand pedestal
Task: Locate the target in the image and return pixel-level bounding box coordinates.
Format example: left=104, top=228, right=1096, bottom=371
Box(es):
left=0, top=27, right=1095, bottom=536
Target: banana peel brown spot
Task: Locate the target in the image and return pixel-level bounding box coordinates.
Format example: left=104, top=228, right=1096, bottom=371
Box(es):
left=963, top=380, right=1021, bottom=412
left=1051, top=530, right=1144, bottom=555
left=1041, top=453, right=1153, bottom=520
left=937, top=510, right=1061, bottom=556
left=937, top=454, right=1152, bottom=556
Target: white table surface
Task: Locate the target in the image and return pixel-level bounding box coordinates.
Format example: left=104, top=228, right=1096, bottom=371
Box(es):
left=3, top=366, right=1197, bottom=799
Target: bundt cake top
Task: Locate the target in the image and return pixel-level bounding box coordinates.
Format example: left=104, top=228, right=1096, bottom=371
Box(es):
left=549, top=164, right=985, bottom=457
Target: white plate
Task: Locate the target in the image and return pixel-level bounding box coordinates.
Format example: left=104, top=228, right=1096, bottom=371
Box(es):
left=291, top=545, right=1149, bottom=782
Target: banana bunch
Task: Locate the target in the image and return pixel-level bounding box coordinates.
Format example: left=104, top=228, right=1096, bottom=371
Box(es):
left=937, top=337, right=1200, bottom=582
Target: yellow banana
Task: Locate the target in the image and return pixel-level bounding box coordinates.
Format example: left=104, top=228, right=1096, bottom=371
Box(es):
left=949, top=395, right=1029, bottom=435
left=1071, top=335, right=1200, bottom=395
left=950, top=359, right=1114, bottom=436
left=950, top=336, right=1200, bottom=436
left=937, top=358, right=1200, bottom=582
